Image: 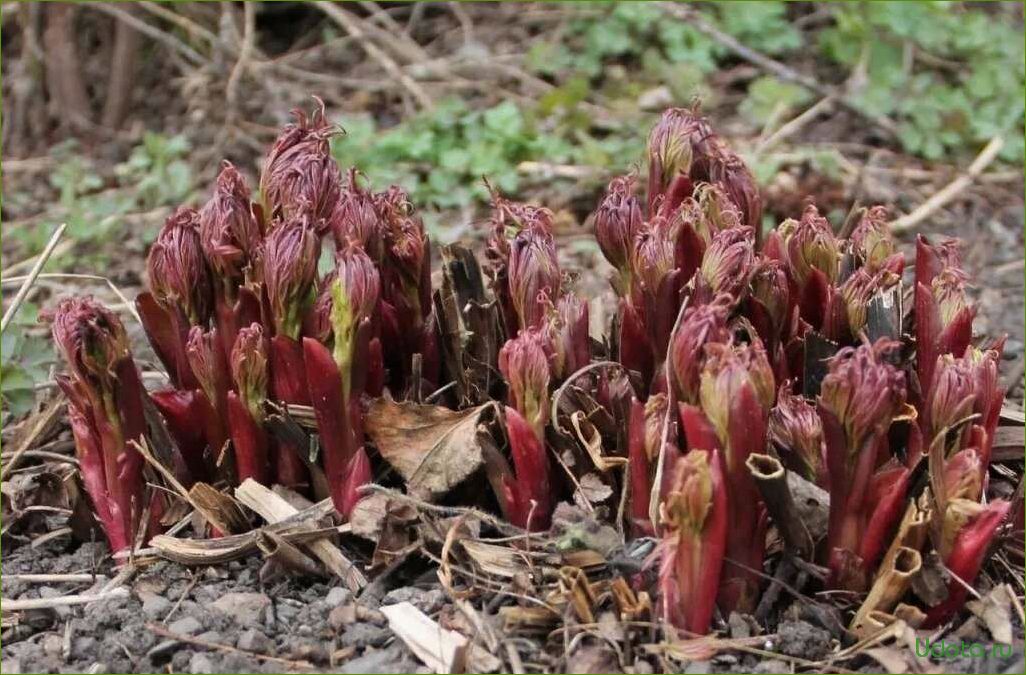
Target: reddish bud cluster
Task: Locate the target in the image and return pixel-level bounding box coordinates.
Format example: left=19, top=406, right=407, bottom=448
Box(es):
left=48, top=103, right=1008, bottom=637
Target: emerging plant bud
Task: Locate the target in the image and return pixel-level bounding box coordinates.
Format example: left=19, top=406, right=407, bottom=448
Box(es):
left=230, top=324, right=269, bottom=423
left=377, top=185, right=434, bottom=390
left=828, top=267, right=899, bottom=341
left=933, top=269, right=972, bottom=330
left=926, top=354, right=976, bottom=447
left=915, top=234, right=963, bottom=291
left=657, top=448, right=727, bottom=635
left=594, top=175, right=643, bottom=285
left=699, top=339, right=775, bottom=450
left=331, top=169, right=383, bottom=261
left=147, top=207, right=213, bottom=326
left=498, top=328, right=552, bottom=438
left=819, top=339, right=906, bottom=453
left=668, top=298, right=732, bottom=404
left=819, top=339, right=909, bottom=590
left=925, top=499, right=1011, bottom=628
left=484, top=192, right=555, bottom=335
left=200, top=161, right=262, bottom=289
left=697, top=227, right=755, bottom=303
left=259, top=98, right=342, bottom=229
left=943, top=448, right=984, bottom=504
left=748, top=259, right=790, bottom=340
left=502, top=406, right=553, bottom=531
left=508, top=226, right=560, bottom=331
left=186, top=326, right=230, bottom=414
left=548, top=294, right=589, bottom=381
left=329, top=244, right=381, bottom=383
left=916, top=263, right=974, bottom=395
left=183, top=325, right=231, bottom=474
left=49, top=296, right=156, bottom=554
left=705, top=151, right=762, bottom=232
left=262, top=217, right=319, bottom=339
left=693, top=181, right=742, bottom=239
left=646, top=108, right=715, bottom=214
left=697, top=337, right=774, bottom=612
left=631, top=221, right=676, bottom=296
left=51, top=297, right=131, bottom=387
left=782, top=205, right=840, bottom=287
left=768, top=387, right=825, bottom=484
left=849, top=206, right=902, bottom=275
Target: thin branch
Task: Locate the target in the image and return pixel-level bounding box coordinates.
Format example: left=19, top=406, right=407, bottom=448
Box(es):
left=314, top=1, right=433, bottom=110
left=1, top=223, right=65, bottom=333
left=661, top=2, right=898, bottom=138
left=84, top=3, right=206, bottom=66
left=890, top=135, right=1005, bottom=233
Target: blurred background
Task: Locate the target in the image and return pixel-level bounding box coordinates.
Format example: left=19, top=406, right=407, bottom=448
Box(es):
left=2, top=1, right=1024, bottom=419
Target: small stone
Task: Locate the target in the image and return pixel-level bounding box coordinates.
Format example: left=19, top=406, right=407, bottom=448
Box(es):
left=74, top=636, right=97, bottom=654
left=381, top=587, right=445, bottom=614
left=211, top=592, right=270, bottom=626
left=168, top=616, right=203, bottom=636
left=683, top=661, right=711, bottom=674
left=338, top=623, right=390, bottom=649
left=140, top=593, right=172, bottom=619
left=236, top=629, right=271, bottom=654
left=752, top=659, right=789, bottom=674
left=41, top=634, right=63, bottom=657
left=189, top=652, right=216, bottom=674
left=196, top=631, right=223, bottom=645
left=329, top=604, right=357, bottom=632
left=1, top=658, right=19, bottom=674
left=325, top=587, right=350, bottom=607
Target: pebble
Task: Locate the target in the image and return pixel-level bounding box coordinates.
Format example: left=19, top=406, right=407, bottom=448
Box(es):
left=381, top=587, right=445, bottom=614
left=211, top=592, right=270, bottom=626
left=325, top=587, right=350, bottom=607
left=189, top=652, right=216, bottom=674
left=41, top=634, right=63, bottom=658
left=140, top=593, right=172, bottom=620
left=236, top=629, right=271, bottom=654
left=168, top=616, right=203, bottom=636
left=338, top=623, right=390, bottom=649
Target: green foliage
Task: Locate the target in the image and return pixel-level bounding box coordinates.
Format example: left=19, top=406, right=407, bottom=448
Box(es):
left=7, top=134, right=196, bottom=265
left=739, top=77, right=812, bottom=128
left=524, top=1, right=1023, bottom=165
left=0, top=303, right=54, bottom=418
left=330, top=100, right=579, bottom=215
left=818, top=2, right=1024, bottom=162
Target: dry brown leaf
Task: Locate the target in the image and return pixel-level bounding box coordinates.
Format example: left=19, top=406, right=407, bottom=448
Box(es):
left=188, top=482, right=249, bottom=534
left=571, top=411, right=626, bottom=472
left=365, top=398, right=497, bottom=500
left=576, top=473, right=613, bottom=504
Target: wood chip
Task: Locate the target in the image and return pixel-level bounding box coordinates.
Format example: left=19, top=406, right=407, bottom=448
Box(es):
left=381, top=601, right=500, bottom=673
left=234, top=479, right=366, bottom=591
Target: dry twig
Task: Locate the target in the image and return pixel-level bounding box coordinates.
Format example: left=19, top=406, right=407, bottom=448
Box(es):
left=314, top=1, right=433, bottom=110
left=891, top=135, right=1006, bottom=232
left=1, top=222, right=66, bottom=333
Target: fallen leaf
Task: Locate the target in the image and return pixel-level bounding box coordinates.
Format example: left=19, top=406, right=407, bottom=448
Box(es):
left=571, top=411, right=626, bottom=472
left=365, top=398, right=497, bottom=501
left=576, top=473, right=613, bottom=504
